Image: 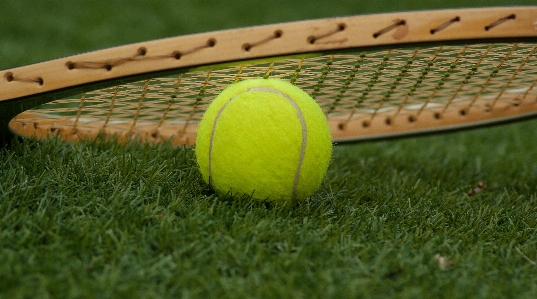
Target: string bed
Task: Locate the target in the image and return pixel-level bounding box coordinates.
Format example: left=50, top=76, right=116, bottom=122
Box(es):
left=10, top=42, right=537, bottom=145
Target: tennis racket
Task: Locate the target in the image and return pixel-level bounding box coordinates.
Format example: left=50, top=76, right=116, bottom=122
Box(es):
left=1, top=7, right=536, bottom=146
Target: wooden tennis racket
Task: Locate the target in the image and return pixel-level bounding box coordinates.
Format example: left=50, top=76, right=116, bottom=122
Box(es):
left=1, top=7, right=536, bottom=146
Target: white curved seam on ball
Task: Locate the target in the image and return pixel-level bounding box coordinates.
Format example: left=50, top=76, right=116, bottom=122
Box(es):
left=208, top=96, right=237, bottom=188
left=246, top=86, right=307, bottom=202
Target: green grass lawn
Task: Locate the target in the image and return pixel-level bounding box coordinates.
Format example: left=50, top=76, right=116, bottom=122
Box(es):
left=2, top=1, right=537, bottom=298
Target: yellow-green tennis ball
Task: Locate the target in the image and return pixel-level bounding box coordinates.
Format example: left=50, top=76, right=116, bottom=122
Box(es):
left=195, top=78, right=332, bottom=203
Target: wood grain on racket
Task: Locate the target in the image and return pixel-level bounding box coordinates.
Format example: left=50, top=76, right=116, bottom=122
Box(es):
left=1, top=7, right=537, bottom=145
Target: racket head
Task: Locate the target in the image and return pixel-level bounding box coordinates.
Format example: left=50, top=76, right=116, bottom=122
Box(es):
left=1, top=7, right=537, bottom=145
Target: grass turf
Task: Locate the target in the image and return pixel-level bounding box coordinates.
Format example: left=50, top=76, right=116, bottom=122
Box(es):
left=2, top=0, right=537, bottom=298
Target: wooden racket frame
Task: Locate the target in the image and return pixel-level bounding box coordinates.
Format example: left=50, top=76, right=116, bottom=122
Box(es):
left=1, top=6, right=537, bottom=144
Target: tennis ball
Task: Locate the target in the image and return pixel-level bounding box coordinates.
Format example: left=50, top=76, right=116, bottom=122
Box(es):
left=195, top=78, right=332, bottom=203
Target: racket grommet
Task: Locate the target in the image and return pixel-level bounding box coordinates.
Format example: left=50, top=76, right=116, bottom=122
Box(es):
left=4, top=72, right=14, bottom=82
left=207, top=38, right=217, bottom=47
left=137, top=47, right=147, bottom=56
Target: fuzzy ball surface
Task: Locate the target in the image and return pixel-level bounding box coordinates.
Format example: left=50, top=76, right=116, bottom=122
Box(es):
left=195, top=78, right=332, bottom=203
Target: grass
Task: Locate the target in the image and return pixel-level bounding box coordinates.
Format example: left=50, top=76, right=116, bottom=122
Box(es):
left=2, top=0, right=537, bottom=298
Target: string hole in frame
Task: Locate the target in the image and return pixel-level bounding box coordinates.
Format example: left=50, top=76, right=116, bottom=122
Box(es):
left=408, top=115, right=416, bottom=123
left=36, top=77, right=44, bottom=85
left=433, top=112, right=441, bottom=119
left=362, top=120, right=370, bottom=128
left=274, top=30, right=283, bottom=38
left=173, top=51, right=182, bottom=60
left=243, top=43, right=252, bottom=51
left=137, top=47, right=147, bottom=56
left=207, top=38, right=217, bottom=47
left=459, top=109, right=467, bottom=116
left=337, top=123, right=345, bottom=130
left=385, top=118, right=392, bottom=126
left=4, top=72, right=13, bottom=82
left=104, top=64, right=112, bottom=71
left=66, top=62, right=75, bottom=70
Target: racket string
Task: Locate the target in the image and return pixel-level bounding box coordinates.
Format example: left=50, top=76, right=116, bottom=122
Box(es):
left=243, top=30, right=283, bottom=52
left=4, top=72, right=44, bottom=85
left=65, top=39, right=217, bottom=71
left=373, top=19, right=406, bottom=39
left=366, top=47, right=420, bottom=127
left=465, top=43, right=518, bottom=114
left=430, top=17, right=461, bottom=35
left=308, top=23, right=346, bottom=44
left=485, top=14, right=516, bottom=31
